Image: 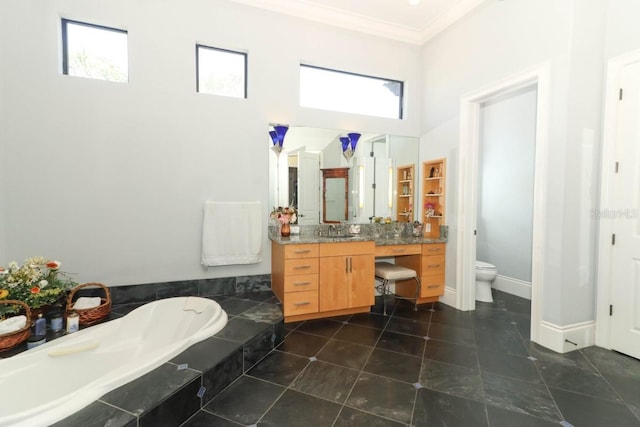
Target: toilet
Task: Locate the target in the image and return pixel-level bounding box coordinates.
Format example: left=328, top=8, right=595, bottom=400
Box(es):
left=475, top=261, right=498, bottom=303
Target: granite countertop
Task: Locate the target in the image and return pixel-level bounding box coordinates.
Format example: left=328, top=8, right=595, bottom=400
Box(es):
left=269, top=234, right=446, bottom=245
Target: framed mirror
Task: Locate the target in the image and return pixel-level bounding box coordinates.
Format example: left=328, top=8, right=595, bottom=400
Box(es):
left=322, top=168, right=349, bottom=223
left=269, top=126, right=419, bottom=224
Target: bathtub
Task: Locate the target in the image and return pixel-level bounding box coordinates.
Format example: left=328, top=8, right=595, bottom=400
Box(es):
left=0, top=296, right=228, bottom=427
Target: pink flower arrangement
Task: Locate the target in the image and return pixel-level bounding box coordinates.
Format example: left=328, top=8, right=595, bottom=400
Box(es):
left=270, top=206, right=297, bottom=225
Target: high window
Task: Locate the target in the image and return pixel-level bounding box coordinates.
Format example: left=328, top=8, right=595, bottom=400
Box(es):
left=61, top=19, right=128, bottom=83
left=300, top=65, right=404, bottom=119
left=196, top=45, right=247, bottom=98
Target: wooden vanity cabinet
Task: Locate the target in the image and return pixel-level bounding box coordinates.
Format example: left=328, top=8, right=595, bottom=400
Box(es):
left=272, top=240, right=375, bottom=323
left=319, top=241, right=375, bottom=312
left=395, top=243, right=446, bottom=303
left=271, top=242, right=319, bottom=319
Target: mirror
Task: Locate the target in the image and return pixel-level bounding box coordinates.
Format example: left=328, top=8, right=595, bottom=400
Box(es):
left=322, top=168, right=349, bottom=223
left=269, top=126, right=419, bottom=224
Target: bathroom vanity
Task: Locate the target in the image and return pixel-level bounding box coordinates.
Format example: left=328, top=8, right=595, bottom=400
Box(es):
left=271, top=235, right=446, bottom=323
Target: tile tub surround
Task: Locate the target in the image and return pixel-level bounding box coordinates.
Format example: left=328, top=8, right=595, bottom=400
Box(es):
left=5, top=289, right=284, bottom=427
left=182, top=290, right=640, bottom=427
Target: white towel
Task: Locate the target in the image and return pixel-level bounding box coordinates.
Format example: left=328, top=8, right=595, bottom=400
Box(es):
left=73, top=297, right=102, bottom=310
left=0, top=315, right=27, bottom=335
left=201, top=201, right=263, bottom=267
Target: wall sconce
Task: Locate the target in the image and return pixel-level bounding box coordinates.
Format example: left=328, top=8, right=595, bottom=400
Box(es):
left=340, top=132, right=361, bottom=161
left=269, top=124, right=289, bottom=156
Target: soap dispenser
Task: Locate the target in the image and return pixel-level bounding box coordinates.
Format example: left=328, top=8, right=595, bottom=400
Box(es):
left=34, top=313, right=46, bottom=337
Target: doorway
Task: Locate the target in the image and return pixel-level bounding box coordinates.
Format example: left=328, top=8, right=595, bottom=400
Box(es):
left=457, top=65, right=550, bottom=344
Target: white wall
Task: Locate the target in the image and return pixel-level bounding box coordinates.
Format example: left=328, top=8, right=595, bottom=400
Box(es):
left=0, top=0, right=421, bottom=286
left=420, top=0, right=606, bottom=326
left=477, top=86, right=536, bottom=282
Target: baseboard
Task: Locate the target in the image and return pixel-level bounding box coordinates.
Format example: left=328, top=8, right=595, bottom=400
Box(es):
left=537, top=320, right=596, bottom=353
left=439, top=286, right=457, bottom=309
left=493, top=275, right=531, bottom=300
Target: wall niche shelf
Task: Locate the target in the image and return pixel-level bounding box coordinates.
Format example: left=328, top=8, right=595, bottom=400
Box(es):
left=396, top=164, right=415, bottom=222
left=422, top=158, right=446, bottom=238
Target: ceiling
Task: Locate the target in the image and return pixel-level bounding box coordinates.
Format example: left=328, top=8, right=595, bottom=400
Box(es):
left=227, top=0, right=488, bottom=45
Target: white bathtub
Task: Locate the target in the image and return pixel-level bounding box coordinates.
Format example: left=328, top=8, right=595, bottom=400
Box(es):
left=0, top=296, right=228, bottom=427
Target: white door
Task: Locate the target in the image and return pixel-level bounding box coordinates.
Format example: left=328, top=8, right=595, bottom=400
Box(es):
left=610, top=60, right=640, bottom=359
left=298, top=152, right=320, bottom=225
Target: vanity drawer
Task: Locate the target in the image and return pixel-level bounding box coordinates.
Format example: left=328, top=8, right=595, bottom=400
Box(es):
left=375, top=244, right=421, bottom=257
left=422, top=255, right=445, bottom=274
left=284, top=258, right=319, bottom=276
left=423, top=243, right=445, bottom=255
left=284, top=244, right=319, bottom=259
left=421, top=273, right=445, bottom=297
left=284, top=274, right=319, bottom=292
left=284, top=290, right=318, bottom=315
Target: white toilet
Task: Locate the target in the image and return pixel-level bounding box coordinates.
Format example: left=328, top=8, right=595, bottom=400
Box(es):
left=475, top=261, right=498, bottom=303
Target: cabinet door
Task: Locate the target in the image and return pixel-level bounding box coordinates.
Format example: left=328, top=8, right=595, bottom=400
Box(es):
left=350, top=254, right=375, bottom=308
left=319, top=256, right=349, bottom=311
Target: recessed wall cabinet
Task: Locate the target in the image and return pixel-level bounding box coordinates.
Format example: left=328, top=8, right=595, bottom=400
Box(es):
left=396, top=164, right=414, bottom=222
left=422, top=159, right=446, bottom=238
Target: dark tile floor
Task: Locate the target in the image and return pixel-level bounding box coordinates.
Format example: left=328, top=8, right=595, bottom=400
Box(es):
left=182, top=290, right=640, bottom=427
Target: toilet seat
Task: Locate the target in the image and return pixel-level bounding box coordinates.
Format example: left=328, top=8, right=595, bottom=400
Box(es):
left=476, top=261, right=496, bottom=271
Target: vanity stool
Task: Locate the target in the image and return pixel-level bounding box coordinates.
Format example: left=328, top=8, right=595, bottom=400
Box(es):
left=374, top=262, right=421, bottom=316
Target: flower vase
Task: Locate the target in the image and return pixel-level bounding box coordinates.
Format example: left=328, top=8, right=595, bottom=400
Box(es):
left=280, top=223, right=291, bottom=237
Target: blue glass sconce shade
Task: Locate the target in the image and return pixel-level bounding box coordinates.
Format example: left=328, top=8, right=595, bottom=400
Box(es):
left=270, top=125, right=289, bottom=155
left=341, top=132, right=361, bottom=161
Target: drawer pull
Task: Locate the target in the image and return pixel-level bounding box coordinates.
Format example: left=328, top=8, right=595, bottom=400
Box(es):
left=293, top=265, right=311, bottom=270
left=427, top=284, right=440, bottom=289
left=293, top=301, right=311, bottom=306
left=393, top=249, right=407, bottom=253
left=427, top=248, right=441, bottom=252
left=427, top=264, right=441, bottom=268
left=294, top=281, right=311, bottom=286
left=294, top=249, right=311, bottom=254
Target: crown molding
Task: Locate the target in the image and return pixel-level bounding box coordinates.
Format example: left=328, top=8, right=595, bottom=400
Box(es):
left=227, top=0, right=487, bottom=46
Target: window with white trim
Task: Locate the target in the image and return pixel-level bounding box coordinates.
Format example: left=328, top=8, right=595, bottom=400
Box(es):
left=196, top=45, right=247, bottom=98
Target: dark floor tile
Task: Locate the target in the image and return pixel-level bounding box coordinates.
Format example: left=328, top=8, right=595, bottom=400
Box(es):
left=392, top=302, right=433, bottom=323
left=428, top=322, right=476, bottom=346
left=482, top=371, right=561, bottom=422
left=347, top=312, right=389, bottom=330
left=509, top=311, right=531, bottom=339
left=244, top=325, right=278, bottom=370
left=345, top=372, right=416, bottom=424
left=536, top=360, right=621, bottom=402
left=498, top=291, right=531, bottom=315
left=364, top=347, right=422, bottom=383
left=486, top=405, right=565, bottom=427
left=550, top=387, right=640, bottom=427
left=291, top=360, right=359, bottom=403
left=478, top=348, right=542, bottom=384
left=419, top=359, right=484, bottom=402
left=475, top=324, right=527, bottom=357
left=429, top=308, right=475, bottom=329
left=214, top=317, right=271, bottom=344
left=258, top=389, right=341, bottom=427
left=386, top=316, right=430, bottom=337
left=597, top=370, right=640, bottom=420
left=296, top=318, right=344, bottom=337
left=424, top=339, right=479, bottom=369
left=334, top=406, right=405, bottom=427
left=204, top=376, right=284, bottom=425
left=376, top=329, right=426, bottom=357
left=183, top=410, right=243, bottom=426
left=524, top=341, right=595, bottom=370
left=276, top=330, right=329, bottom=357
left=581, top=346, right=640, bottom=380
left=413, top=387, right=488, bottom=427
left=317, top=339, right=373, bottom=370
left=138, top=376, right=202, bottom=427
left=247, top=350, right=309, bottom=387
left=333, top=323, right=382, bottom=347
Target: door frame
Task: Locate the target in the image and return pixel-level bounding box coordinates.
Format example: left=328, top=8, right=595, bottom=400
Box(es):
left=595, top=49, right=640, bottom=349
left=456, top=63, right=550, bottom=344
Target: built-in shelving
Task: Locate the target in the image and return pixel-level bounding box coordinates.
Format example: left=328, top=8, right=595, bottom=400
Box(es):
left=422, top=159, right=446, bottom=238
left=396, top=164, right=415, bottom=222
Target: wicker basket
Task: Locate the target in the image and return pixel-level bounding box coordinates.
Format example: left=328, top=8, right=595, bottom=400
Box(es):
left=67, top=282, right=112, bottom=326
left=0, top=300, right=32, bottom=352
